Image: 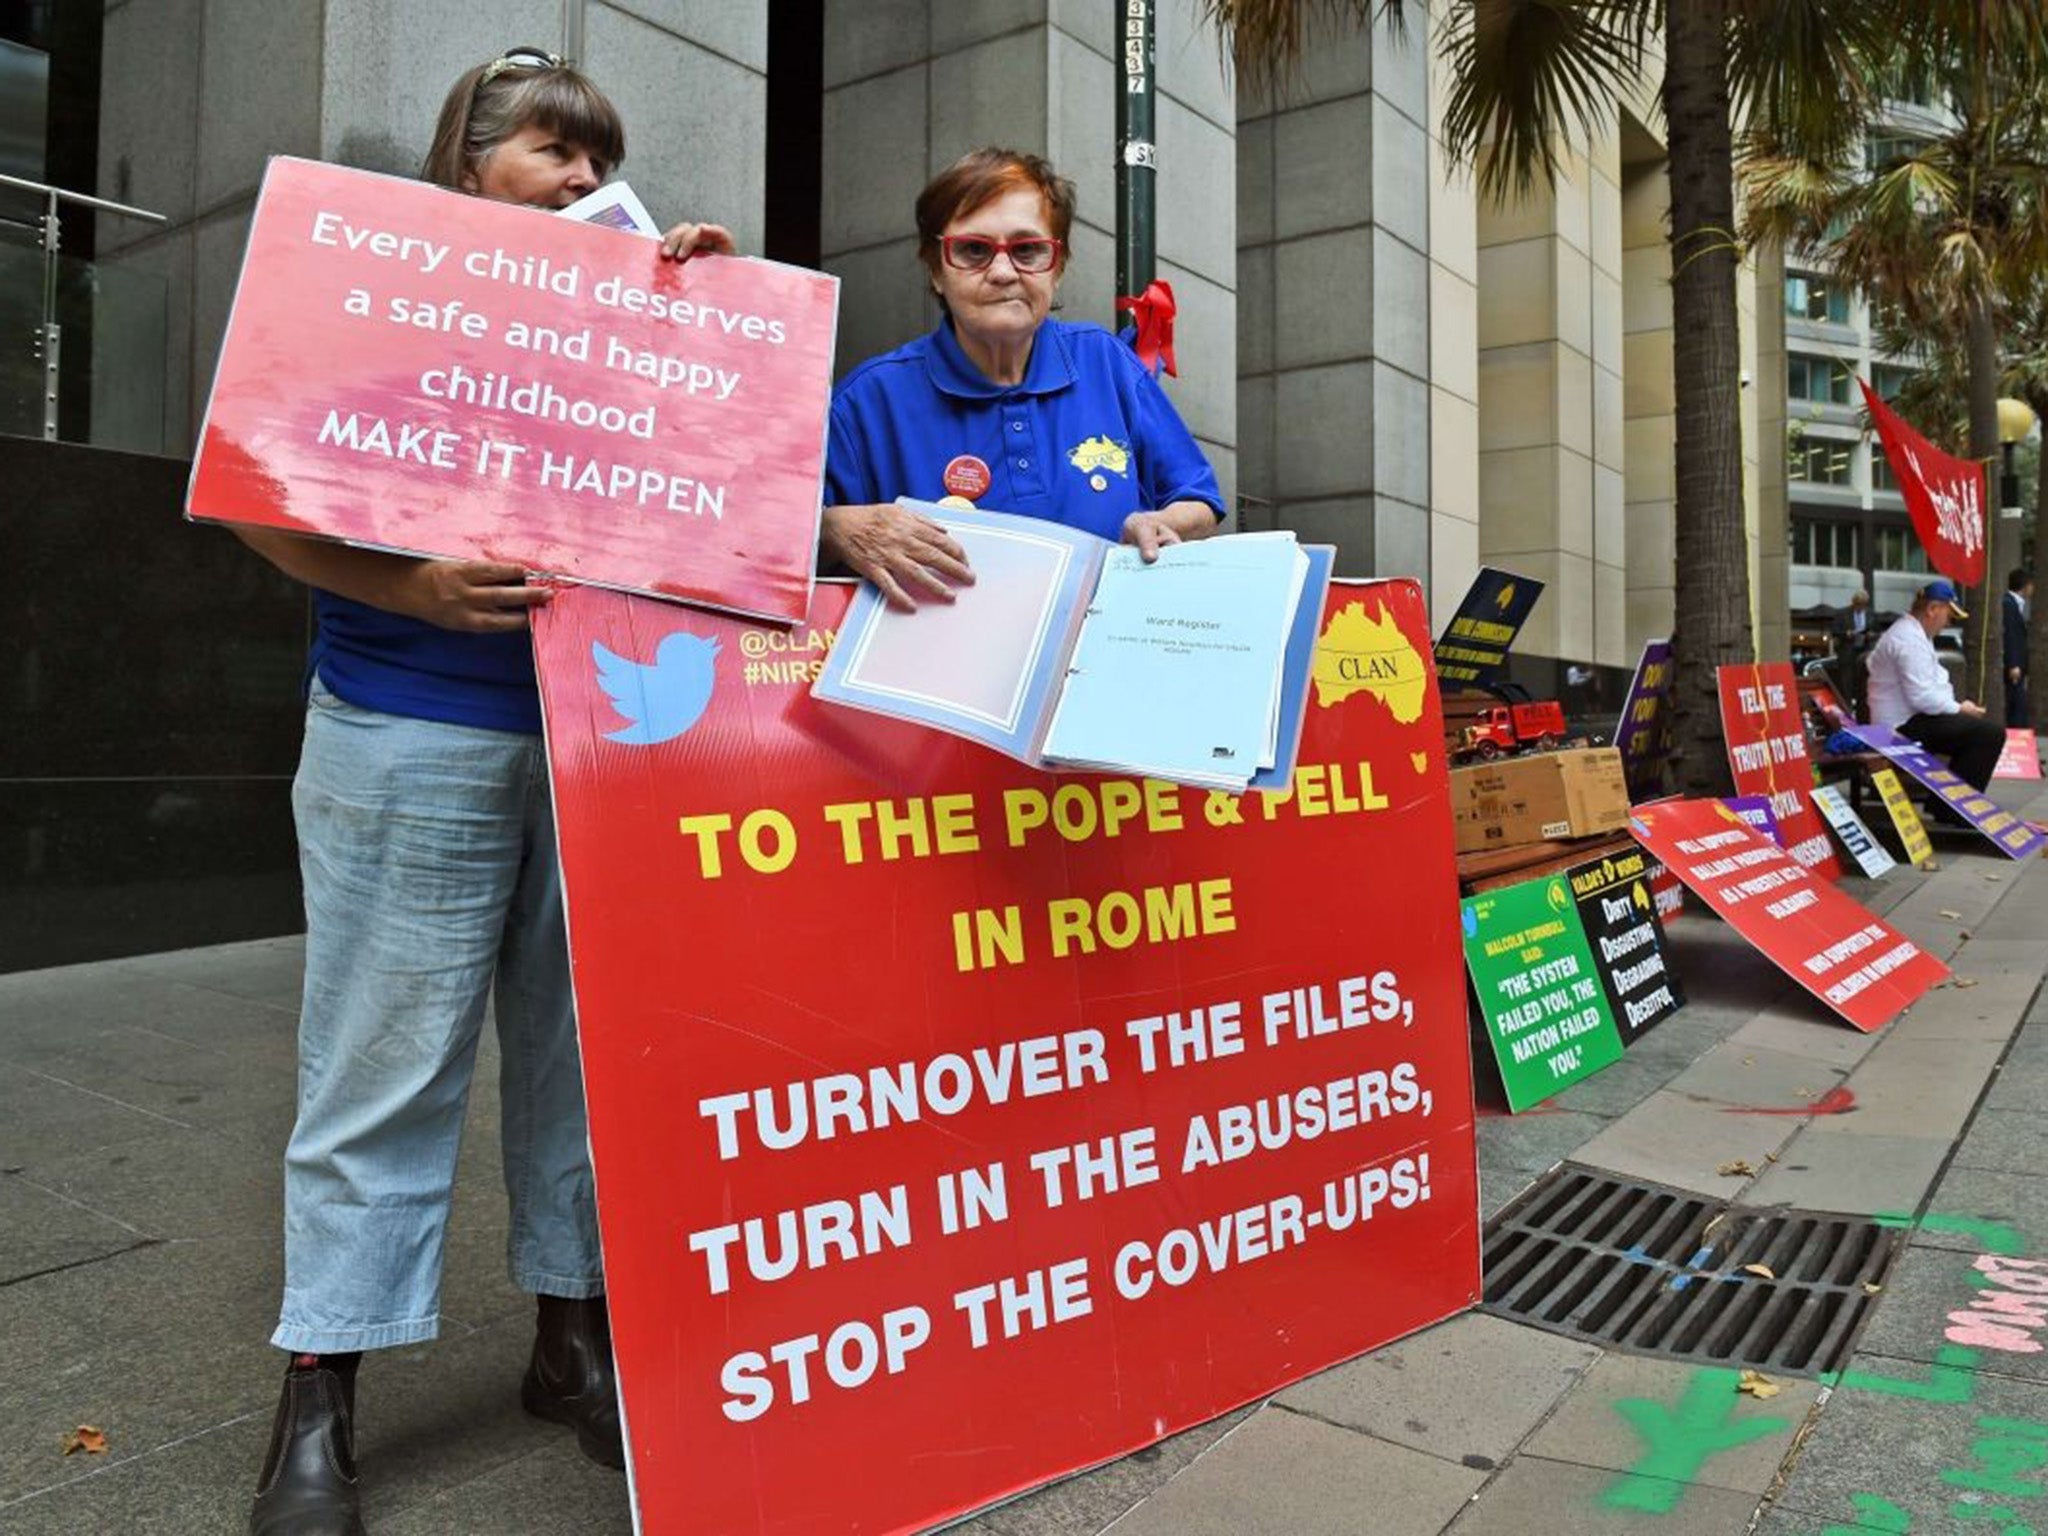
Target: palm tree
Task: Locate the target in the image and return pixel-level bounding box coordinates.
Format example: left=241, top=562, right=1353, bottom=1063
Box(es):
left=1210, top=0, right=1892, bottom=795
left=1744, top=6, right=2048, bottom=723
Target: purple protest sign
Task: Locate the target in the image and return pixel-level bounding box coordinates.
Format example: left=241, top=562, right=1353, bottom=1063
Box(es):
left=1721, top=795, right=1785, bottom=847
left=1615, top=639, right=1674, bottom=799
left=1846, top=725, right=2046, bottom=861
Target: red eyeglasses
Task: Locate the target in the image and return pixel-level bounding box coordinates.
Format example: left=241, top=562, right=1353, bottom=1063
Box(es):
left=939, top=236, right=1065, bottom=274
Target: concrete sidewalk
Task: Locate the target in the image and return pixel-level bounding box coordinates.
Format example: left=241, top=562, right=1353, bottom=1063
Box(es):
left=3, top=786, right=2046, bottom=1535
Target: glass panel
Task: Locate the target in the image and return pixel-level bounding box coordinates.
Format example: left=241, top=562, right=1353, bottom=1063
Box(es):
left=0, top=242, right=167, bottom=451
left=0, top=240, right=42, bottom=436
left=75, top=253, right=167, bottom=454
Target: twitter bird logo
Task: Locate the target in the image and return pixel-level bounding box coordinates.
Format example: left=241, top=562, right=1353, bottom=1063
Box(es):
left=592, top=631, right=721, bottom=745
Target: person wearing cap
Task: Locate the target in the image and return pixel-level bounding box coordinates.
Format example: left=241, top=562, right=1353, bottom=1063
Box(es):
left=819, top=147, right=1223, bottom=609
left=230, top=49, right=734, bottom=1536
left=1865, top=578, right=2004, bottom=789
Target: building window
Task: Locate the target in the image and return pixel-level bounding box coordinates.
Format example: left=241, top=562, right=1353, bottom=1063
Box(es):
left=1788, top=353, right=1854, bottom=404
left=1789, top=438, right=1855, bottom=485
left=1870, top=448, right=1898, bottom=492
left=1792, top=517, right=1862, bottom=568
left=1872, top=364, right=1914, bottom=401
left=1873, top=525, right=1929, bottom=573
left=1866, top=134, right=1928, bottom=172
left=1786, top=272, right=1851, bottom=324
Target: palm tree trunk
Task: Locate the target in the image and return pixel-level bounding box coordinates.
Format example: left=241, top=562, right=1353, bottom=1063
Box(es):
left=2028, top=387, right=2048, bottom=730
left=1964, top=297, right=2002, bottom=721
left=1662, top=0, right=1752, bottom=796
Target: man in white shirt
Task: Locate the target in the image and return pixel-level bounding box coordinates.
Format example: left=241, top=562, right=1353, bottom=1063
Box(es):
left=1866, top=578, right=2004, bottom=789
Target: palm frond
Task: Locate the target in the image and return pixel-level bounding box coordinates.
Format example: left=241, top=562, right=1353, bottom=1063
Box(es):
left=1436, top=0, right=1653, bottom=203
left=1197, top=0, right=1409, bottom=94
left=1726, top=0, right=1894, bottom=166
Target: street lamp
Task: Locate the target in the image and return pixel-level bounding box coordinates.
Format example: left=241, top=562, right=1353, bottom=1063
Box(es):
left=1997, top=396, right=2036, bottom=521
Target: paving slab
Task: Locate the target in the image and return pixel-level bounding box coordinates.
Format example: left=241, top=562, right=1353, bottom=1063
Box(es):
left=1473, top=1108, right=1611, bottom=1180
left=978, top=1409, right=1255, bottom=1536
left=0, top=1169, right=149, bottom=1285
left=1907, top=1165, right=2048, bottom=1257
left=0, top=1065, right=193, bottom=1169
left=1978, top=1048, right=2048, bottom=1113
left=1101, top=1406, right=1486, bottom=1536
left=1752, top=1492, right=1944, bottom=1534
left=1726, top=1006, right=1881, bottom=1070
left=115, top=935, right=311, bottom=1013
left=1662, top=1042, right=1847, bottom=1112
left=0, top=970, right=298, bottom=1071
left=1548, top=1055, right=1678, bottom=1118
left=1770, top=1352, right=2048, bottom=1533
left=1950, top=937, right=2048, bottom=975
left=1855, top=1244, right=2048, bottom=1378
left=1741, top=1128, right=1950, bottom=1216
left=1966, top=890, right=2048, bottom=943
left=1276, top=1312, right=1597, bottom=1470
left=1570, top=1090, right=1800, bottom=1197
left=1888, top=969, right=2038, bottom=1044
left=1951, top=1107, right=2048, bottom=1176
left=13, top=1124, right=283, bottom=1243
left=0, top=1235, right=280, bottom=1504
left=1518, top=1354, right=1819, bottom=1496
left=6, top=1018, right=295, bottom=1141
left=374, top=1437, right=630, bottom=1536
left=1833, top=1038, right=2005, bottom=1139
left=1443, top=1453, right=1766, bottom=1534
left=0, top=1409, right=267, bottom=1536
left=1478, top=1166, right=1538, bottom=1223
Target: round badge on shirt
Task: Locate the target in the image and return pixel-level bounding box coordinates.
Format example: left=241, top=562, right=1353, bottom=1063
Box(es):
left=943, top=455, right=991, bottom=501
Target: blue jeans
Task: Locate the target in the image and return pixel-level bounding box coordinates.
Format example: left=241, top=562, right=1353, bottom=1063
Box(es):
left=273, top=682, right=603, bottom=1353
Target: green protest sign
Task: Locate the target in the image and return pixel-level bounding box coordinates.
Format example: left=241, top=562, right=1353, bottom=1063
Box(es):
left=1461, top=874, right=1626, bottom=1110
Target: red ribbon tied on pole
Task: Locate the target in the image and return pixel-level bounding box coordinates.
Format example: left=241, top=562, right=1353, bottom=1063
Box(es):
left=1859, top=378, right=1987, bottom=587
left=1116, top=279, right=1178, bottom=378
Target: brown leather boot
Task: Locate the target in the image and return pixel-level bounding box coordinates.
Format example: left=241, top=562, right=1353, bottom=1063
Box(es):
left=249, top=1356, right=365, bottom=1536
left=521, top=1294, right=624, bottom=1469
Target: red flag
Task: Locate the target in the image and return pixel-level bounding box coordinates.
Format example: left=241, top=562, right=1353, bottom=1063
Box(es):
left=1116, top=279, right=1178, bottom=377
left=1859, top=379, right=1986, bottom=587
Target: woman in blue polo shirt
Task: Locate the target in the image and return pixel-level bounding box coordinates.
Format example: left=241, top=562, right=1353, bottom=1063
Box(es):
left=230, top=49, right=733, bottom=1535
left=821, top=147, right=1223, bottom=609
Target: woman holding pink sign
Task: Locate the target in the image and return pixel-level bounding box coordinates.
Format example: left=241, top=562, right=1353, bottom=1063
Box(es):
left=235, top=49, right=730, bottom=1536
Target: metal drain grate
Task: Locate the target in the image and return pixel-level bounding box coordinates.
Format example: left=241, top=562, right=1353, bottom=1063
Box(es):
left=1480, top=1164, right=1904, bottom=1376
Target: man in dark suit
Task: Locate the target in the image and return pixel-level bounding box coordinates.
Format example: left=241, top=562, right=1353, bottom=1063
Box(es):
left=2005, top=568, right=2033, bottom=728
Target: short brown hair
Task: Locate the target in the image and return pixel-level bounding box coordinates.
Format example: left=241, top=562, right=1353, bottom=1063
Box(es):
left=421, top=51, right=627, bottom=192
left=915, top=148, right=1076, bottom=279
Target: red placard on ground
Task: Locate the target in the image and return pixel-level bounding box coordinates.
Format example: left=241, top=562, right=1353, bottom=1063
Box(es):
left=1629, top=798, right=1945, bottom=1031
left=1995, top=728, right=2043, bottom=781
left=188, top=157, right=837, bottom=621
left=534, top=579, right=1478, bottom=1534
left=1717, top=662, right=1842, bottom=880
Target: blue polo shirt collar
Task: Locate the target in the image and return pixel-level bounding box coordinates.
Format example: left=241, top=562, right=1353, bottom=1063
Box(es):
left=924, top=318, right=1077, bottom=400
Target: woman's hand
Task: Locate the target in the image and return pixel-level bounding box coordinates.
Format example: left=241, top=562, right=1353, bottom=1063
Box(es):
left=822, top=504, right=974, bottom=611
left=395, top=559, right=552, bottom=632
left=1122, top=501, right=1219, bottom=562
left=659, top=221, right=737, bottom=262
left=1121, top=511, right=1184, bottom=562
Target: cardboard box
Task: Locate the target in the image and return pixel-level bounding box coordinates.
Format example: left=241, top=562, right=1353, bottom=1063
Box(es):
left=1451, top=747, right=1630, bottom=854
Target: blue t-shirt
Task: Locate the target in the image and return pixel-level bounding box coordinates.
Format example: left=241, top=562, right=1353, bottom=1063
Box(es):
left=825, top=319, right=1223, bottom=539
left=310, top=593, right=540, bottom=734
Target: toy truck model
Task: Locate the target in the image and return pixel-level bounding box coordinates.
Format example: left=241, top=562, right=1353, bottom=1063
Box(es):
left=1457, top=699, right=1567, bottom=760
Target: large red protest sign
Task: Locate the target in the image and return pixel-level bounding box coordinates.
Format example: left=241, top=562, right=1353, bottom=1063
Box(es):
left=1629, top=798, right=1945, bottom=1031
left=188, top=158, right=836, bottom=620
left=534, top=579, right=1477, bottom=1534
left=1717, top=662, right=1842, bottom=880
left=1860, top=379, right=1986, bottom=588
